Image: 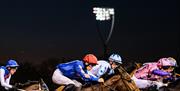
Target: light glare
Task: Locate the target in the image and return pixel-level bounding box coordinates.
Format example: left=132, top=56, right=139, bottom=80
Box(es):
left=93, top=7, right=114, bottom=21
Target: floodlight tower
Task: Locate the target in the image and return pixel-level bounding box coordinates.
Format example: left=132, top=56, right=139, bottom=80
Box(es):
left=93, top=7, right=115, bottom=58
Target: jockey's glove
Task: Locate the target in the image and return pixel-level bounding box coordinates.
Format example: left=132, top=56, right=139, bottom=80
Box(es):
left=163, top=77, right=174, bottom=83
left=84, top=74, right=90, bottom=78
left=15, top=82, right=24, bottom=87
left=11, top=85, right=18, bottom=90
left=98, top=78, right=104, bottom=83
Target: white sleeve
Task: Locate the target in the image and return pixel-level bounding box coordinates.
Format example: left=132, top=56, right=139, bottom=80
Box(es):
left=0, top=69, right=13, bottom=89
left=97, top=65, right=106, bottom=77
left=97, top=61, right=111, bottom=77
left=5, top=75, right=12, bottom=90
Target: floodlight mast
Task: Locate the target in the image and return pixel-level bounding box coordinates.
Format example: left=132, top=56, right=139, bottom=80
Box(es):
left=93, top=7, right=115, bottom=58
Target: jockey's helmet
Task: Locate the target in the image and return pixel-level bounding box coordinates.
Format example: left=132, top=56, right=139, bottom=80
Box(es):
left=83, top=54, right=98, bottom=65
left=109, top=54, right=122, bottom=64
left=157, top=57, right=177, bottom=68
left=6, top=59, right=19, bottom=68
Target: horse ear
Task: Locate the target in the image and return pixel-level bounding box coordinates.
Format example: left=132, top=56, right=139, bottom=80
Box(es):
left=135, top=62, right=142, bottom=68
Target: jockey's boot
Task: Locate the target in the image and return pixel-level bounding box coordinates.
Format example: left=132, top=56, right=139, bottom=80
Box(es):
left=63, top=84, right=76, bottom=91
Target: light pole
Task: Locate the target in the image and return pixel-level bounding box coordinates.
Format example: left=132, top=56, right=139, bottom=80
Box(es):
left=93, top=7, right=115, bottom=58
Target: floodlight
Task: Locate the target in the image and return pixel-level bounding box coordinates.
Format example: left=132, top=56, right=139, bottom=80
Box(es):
left=93, top=7, right=114, bottom=21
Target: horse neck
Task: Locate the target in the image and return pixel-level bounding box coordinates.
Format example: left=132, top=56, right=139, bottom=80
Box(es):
left=118, top=66, right=131, bottom=80
left=20, top=81, right=41, bottom=90
left=102, top=75, right=119, bottom=88
left=24, top=83, right=41, bottom=90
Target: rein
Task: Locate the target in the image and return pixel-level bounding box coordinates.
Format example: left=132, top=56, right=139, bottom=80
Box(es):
left=118, top=66, right=139, bottom=91
left=103, top=82, right=118, bottom=91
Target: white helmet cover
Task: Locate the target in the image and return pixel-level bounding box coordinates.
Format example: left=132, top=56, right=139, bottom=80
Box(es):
left=109, top=54, right=122, bottom=64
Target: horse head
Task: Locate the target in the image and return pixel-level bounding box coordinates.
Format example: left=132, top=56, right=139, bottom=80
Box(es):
left=15, top=78, right=49, bottom=91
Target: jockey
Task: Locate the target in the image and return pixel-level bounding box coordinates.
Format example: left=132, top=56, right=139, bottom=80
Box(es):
left=132, top=57, right=177, bottom=89
left=89, top=53, right=122, bottom=80
left=0, top=59, right=19, bottom=90
left=52, top=54, right=104, bottom=91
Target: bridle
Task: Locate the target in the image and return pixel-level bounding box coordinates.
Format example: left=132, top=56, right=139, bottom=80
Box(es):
left=117, top=66, right=139, bottom=91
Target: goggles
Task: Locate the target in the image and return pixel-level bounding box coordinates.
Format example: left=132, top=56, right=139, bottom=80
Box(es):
left=10, top=66, right=18, bottom=70
left=114, top=61, right=121, bottom=66
left=162, top=66, right=175, bottom=70
left=85, top=63, right=96, bottom=67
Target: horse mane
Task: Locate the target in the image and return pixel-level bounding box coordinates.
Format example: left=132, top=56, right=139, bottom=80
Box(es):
left=116, top=66, right=132, bottom=80
left=17, top=80, right=39, bottom=88
left=116, top=66, right=140, bottom=91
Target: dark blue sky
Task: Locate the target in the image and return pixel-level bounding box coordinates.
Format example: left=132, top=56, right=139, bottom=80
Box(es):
left=0, top=0, right=179, bottom=64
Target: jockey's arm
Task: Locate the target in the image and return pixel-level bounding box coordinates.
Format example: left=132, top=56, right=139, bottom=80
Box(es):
left=75, top=65, right=98, bottom=82
left=96, top=65, right=108, bottom=78
left=0, top=69, right=13, bottom=89
left=88, top=75, right=99, bottom=81
left=101, top=68, right=115, bottom=80
left=5, top=75, right=12, bottom=90
left=152, top=69, right=171, bottom=76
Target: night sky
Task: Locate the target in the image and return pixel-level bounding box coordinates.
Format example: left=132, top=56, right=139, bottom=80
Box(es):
left=0, top=0, right=179, bottom=65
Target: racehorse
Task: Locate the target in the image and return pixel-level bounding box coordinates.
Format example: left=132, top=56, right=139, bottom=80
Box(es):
left=56, top=66, right=140, bottom=91
left=125, top=62, right=180, bottom=91
left=16, top=78, right=49, bottom=91
left=82, top=66, right=140, bottom=91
